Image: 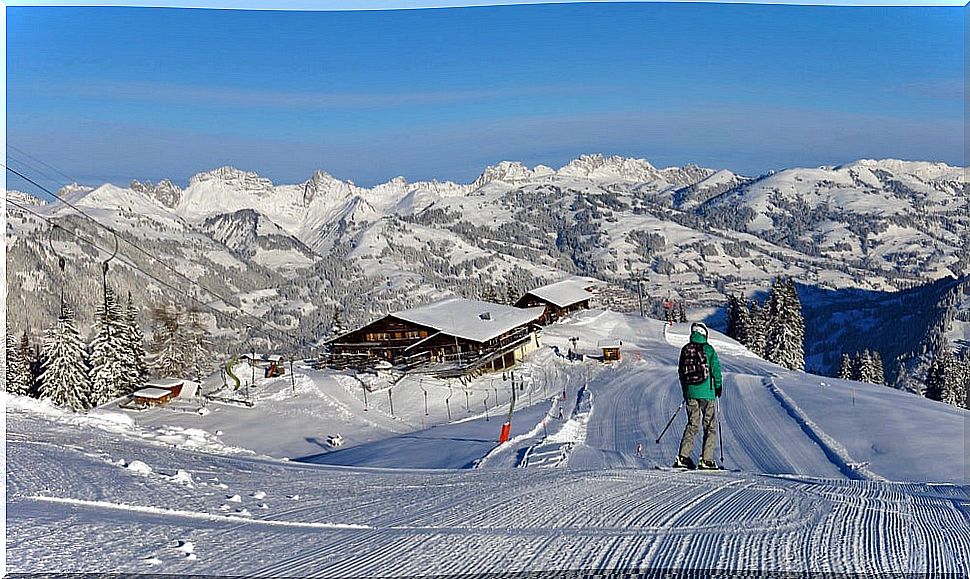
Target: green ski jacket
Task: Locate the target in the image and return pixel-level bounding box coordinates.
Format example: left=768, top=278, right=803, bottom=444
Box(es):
left=681, top=330, right=723, bottom=400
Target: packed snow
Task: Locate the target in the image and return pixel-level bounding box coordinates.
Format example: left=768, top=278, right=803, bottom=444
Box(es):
left=7, top=309, right=968, bottom=575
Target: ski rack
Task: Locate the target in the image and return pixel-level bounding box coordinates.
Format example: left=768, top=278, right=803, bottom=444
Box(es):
left=203, top=389, right=254, bottom=408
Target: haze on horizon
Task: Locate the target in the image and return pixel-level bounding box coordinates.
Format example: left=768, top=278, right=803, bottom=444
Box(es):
left=6, top=2, right=963, bottom=194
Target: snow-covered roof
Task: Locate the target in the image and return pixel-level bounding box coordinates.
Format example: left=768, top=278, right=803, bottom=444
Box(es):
left=132, top=387, right=173, bottom=399
left=598, top=339, right=622, bottom=349
left=145, top=378, right=183, bottom=388
left=525, top=280, right=594, bottom=308
left=392, top=298, right=544, bottom=343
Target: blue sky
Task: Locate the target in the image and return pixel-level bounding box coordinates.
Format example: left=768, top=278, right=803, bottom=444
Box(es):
left=6, top=2, right=964, bottom=191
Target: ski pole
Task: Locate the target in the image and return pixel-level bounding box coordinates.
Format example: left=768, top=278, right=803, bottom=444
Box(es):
left=655, top=399, right=686, bottom=444
left=716, top=397, right=724, bottom=464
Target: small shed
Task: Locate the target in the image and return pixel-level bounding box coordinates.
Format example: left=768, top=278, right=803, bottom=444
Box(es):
left=131, top=387, right=176, bottom=407
left=598, top=339, right=622, bottom=362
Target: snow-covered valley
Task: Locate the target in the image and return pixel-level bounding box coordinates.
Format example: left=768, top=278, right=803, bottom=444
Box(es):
left=7, top=311, right=968, bottom=575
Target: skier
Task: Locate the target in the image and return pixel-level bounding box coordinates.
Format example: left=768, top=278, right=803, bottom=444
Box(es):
left=674, top=322, right=722, bottom=470
left=635, top=442, right=643, bottom=458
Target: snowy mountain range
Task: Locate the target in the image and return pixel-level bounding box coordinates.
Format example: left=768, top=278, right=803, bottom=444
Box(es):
left=6, top=154, right=969, bottom=380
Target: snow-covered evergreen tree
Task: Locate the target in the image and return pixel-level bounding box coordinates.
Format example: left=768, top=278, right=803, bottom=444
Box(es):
left=923, top=345, right=963, bottom=407
left=122, top=293, right=149, bottom=390
left=89, top=287, right=134, bottom=404
left=785, top=278, right=805, bottom=371
left=38, top=307, right=91, bottom=411
left=735, top=297, right=752, bottom=348
left=183, top=309, right=213, bottom=380
left=331, top=308, right=345, bottom=337
left=871, top=350, right=885, bottom=385
left=149, top=304, right=184, bottom=375
left=856, top=350, right=875, bottom=383
left=5, top=328, right=32, bottom=395
left=748, top=300, right=767, bottom=357
left=838, top=353, right=854, bottom=381
left=764, top=277, right=805, bottom=371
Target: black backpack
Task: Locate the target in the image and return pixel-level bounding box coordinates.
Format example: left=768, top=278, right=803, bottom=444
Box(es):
left=678, top=342, right=709, bottom=386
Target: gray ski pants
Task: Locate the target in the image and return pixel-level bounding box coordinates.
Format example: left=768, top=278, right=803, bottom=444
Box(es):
left=677, top=398, right=717, bottom=462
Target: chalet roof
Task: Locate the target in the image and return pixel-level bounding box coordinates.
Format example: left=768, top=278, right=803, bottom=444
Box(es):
left=598, top=339, right=622, bottom=349
left=145, top=378, right=183, bottom=388
left=524, top=280, right=593, bottom=308
left=133, top=387, right=173, bottom=399
left=392, top=298, right=544, bottom=343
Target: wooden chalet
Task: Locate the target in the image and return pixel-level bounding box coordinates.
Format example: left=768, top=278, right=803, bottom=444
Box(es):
left=327, top=298, right=545, bottom=377
left=515, top=280, right=595, bottom=324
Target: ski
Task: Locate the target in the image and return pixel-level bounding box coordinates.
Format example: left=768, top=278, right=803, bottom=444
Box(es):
left=653, top=465, right=741, bottom=474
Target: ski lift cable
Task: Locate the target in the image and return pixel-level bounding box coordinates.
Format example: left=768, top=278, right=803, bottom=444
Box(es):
left=3, top=161, right=294, bottom=337
left=6, top=197, right=289, bottom=339
left=10, top=197, right=238, bottom=324
left=4, top=162, right=264, bottom=316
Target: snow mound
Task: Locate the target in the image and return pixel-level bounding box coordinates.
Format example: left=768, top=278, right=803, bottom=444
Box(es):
left=125, top=460, right=153, bottom=476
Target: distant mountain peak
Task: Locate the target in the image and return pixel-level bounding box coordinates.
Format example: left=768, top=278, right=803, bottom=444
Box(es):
left=190, top=166, right=275, bottom=192
left=130, top=178, right=182, bottom=209
left=558, top=154, right=662, bottom=181
left=473, top=161, right=546, bottom=187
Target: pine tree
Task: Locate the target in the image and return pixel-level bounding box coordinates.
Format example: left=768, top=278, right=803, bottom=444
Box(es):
left=871, top=350, right=885, bottom=385
left=331, top=308, right=345, bottom=337
left=838, top=353, right=854, bottom=381
left=19, top=330, right=36, bottom=395
left=924, top=346, right=953, bottom=403
left=735, top=297, right=753, bottom=348
left=960, top=352, right=970, bottom=410
left=38, top=307, right=91, bottom=411
left=784, top=278, right=805, bottom=371
left=183, top=309, right=213, bottom=381
left=149, top=304, right=184, bottom=375
left=856, top=350, right=875, bottom=384
left=725, top=295, right=740, bottom=339
left=748, top=300, right=767, bottom=357
left=5, top=328, right=32, bottom=395
left=763, top=278, right=806, bottom=372
left=89, top=287, right=133, bottom=405
left=122, top=293, right=148, bottom=391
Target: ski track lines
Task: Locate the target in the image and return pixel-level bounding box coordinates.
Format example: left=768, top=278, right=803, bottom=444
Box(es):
left=720, top=374, right=843, bottom=478
left=9, top=420, right=970, bottom=575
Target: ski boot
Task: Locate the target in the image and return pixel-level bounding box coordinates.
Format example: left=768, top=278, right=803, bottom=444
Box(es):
left=697, top=459, right=720, bottom=470
left=672, top=455, right=695, bottom=470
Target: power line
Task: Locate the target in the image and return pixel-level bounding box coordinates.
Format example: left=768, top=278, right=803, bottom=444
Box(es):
left=5, top=196, right=291, bottom=340
left=4, top=162, right=295, bottom=337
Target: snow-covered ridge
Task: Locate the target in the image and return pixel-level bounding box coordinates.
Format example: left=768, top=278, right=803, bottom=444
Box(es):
left=5, top=190, right=48, bottom=206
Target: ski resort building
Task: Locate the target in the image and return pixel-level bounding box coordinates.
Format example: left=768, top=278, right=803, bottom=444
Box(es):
left=515, top=280, right=595, bottom=324
left=327, top=297, right=545, bottom=377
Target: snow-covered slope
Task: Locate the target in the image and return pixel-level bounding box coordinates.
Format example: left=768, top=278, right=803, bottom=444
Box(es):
left=7, top=309, right=968, bottom=575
